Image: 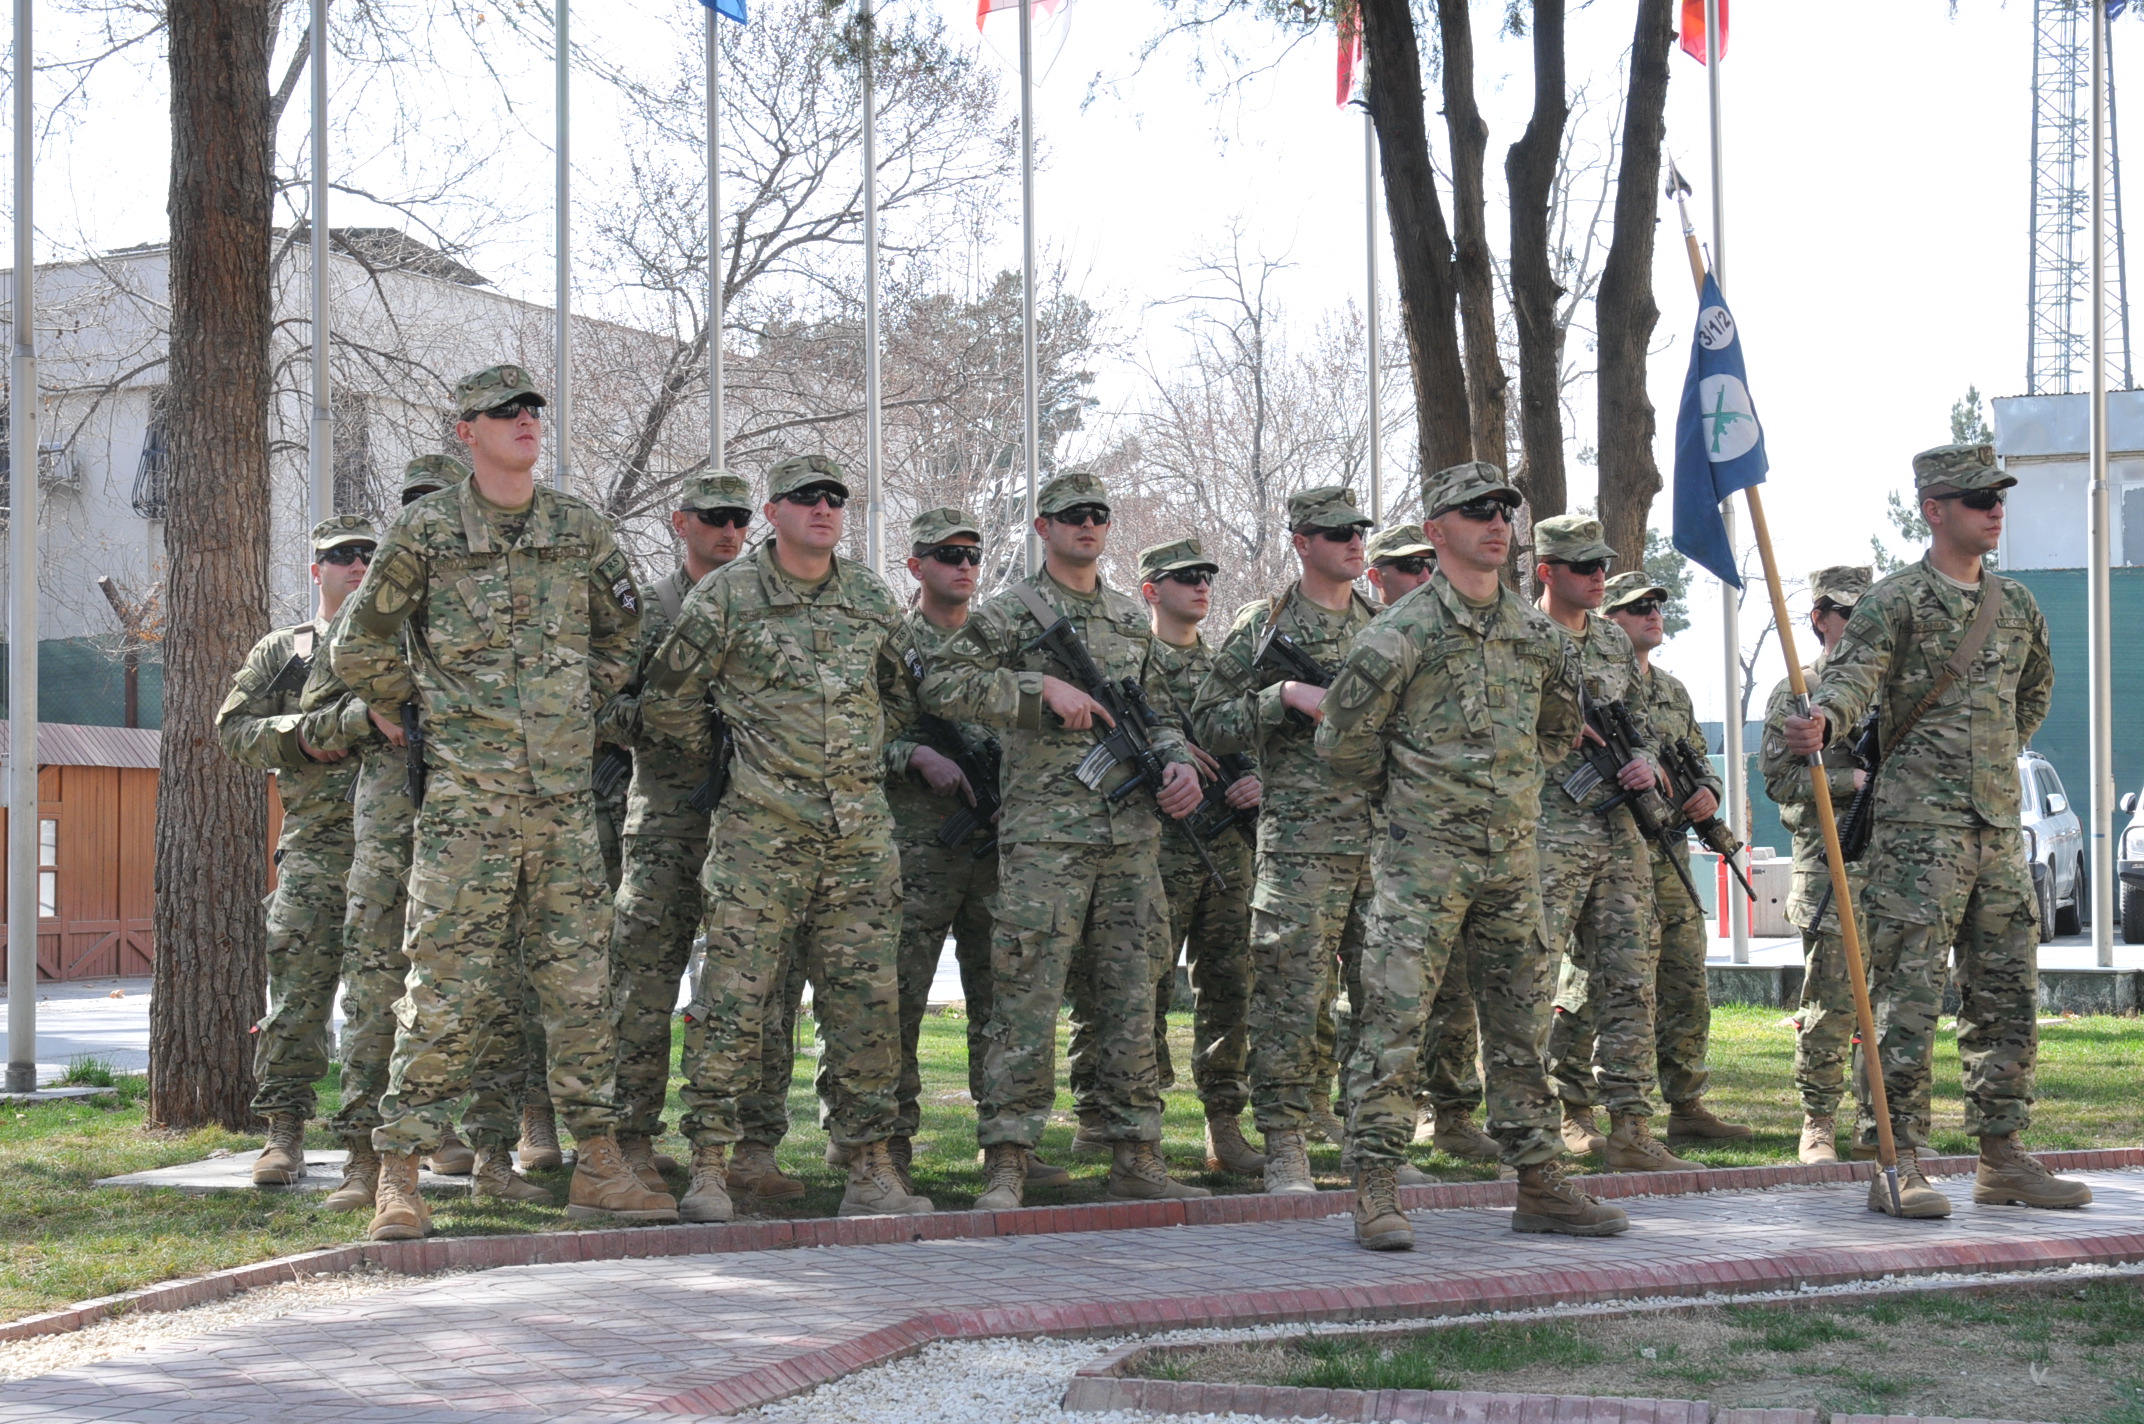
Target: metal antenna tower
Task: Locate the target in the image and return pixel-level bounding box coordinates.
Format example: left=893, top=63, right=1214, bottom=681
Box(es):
left=2029, top=0, right=2133, bottom=394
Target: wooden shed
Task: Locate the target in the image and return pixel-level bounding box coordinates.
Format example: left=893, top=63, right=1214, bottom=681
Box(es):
left=0, top=723, right=162, bottom=982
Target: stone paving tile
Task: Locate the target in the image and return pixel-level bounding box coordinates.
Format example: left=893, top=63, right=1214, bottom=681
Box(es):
left=5, top=1171, right=2144, bottom=1423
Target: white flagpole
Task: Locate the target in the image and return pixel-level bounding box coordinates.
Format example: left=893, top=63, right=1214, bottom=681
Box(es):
left=2089, top=2, right=2116, bottom=964
left=1705, top=0, right=1749, bottom=964
left=862, top=0, right=884, bottom=576
left=707, top=2, right=724, bottom=469
left=553, top=0, right=571, bottom=491
left=7, top=0, right=40, bottom=1090
left=309, top=0, right=330, bottom=527
left=1018, top=0, right=1039, bottom=575
left=1364, top=107, right=1382, bottom=524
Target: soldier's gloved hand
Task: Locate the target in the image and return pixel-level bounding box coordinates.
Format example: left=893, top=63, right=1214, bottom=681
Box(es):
left=1156, top=760, right=1203, bottom=820
left=911, top=746, right=976, bottom=806
left=1616, top=756, right=1655, bottom=792
left=1224, top=775, right=1262, bottom=811
left=1041, top=675, right=1115, bottom=731
left=1783, top=711, right=1829, bottom=758
left=1279, top=681, right=1327, bottom=723
left=1682, top=787, right=1719, bottom=822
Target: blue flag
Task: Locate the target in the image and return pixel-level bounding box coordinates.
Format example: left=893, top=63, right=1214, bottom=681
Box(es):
left=700, top=0, right=748, bottom=24
left=1672, top=272, right=1768, bottom=589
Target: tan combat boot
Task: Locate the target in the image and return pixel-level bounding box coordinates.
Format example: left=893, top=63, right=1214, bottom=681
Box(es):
left=975, top=1143, right=1026, bottom=1211
left=1799, top=1113, right=1840, bottom=1165
left=1070, top=1110, right=1111, bottom=1157
left=322, top=1138, right=380, bottom=1213
left=617, top=1135, right=670, bottom=1191
left=1667, top=1098, right=1754, bottom=1142
left=839, top=1140, right=934, bottom=1217
left=1560, top=1102, right=1606, bottom=1156
left=1513, top=1158, right=1629, bottom=1237
left=1604, top=1112, right=1702, bottom=1172
left=252, top=1113, right=309, bottom=1185
left=887, top=1136, right=916, bottom=1194
left=731, top=1140, right=807, bottom=1202
left=567, top=1135, right=681, bottom=1223
left=1865, top=1145, right=1952, bottom=1219
left=1353, top=1165, right=1415, bottom=1252
left=425, top=1125, right=475, bottom=1175
left=1108, top=1141, right=1212, bottom=1201
left=1305, top=1101, right=1348, bottom=1145
left=1205, top=1112, right=1267, bottom=1174
left=1022, top=1149, right=1070, bottom=1187
left=1430, top=1107, right=1502, bottom=1162
left=678, top=1144, right=735, bottom=1223
left=1413, top=1104, right=1438, bottom=1144
left=472, top=1145, right=553, bottom=1203
left=1261, top=1130, right=1317, bottom=1195
left=823, top=1139, right=854, bottom=1169
left=517, top=1103, right=563, bottom=1172
left=367, top=1151, right=431, bottom=1241
left=1974, top=1132, right=2093, bottom=1209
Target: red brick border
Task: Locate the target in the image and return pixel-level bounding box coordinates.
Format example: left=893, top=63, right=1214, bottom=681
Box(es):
left=1060, top=1372, right=1712, bottom=1423
left=5, top=1148, right=2139, bottom=1352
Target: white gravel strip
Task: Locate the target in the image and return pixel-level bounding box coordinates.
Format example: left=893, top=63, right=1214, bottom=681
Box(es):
left=0, top=1267, right=455, bottom=1384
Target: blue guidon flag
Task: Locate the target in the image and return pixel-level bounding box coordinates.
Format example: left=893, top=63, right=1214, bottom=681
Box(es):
left=700, top=0, right=748, bottom=24
left=1672, top=271, right=1768, bottom=589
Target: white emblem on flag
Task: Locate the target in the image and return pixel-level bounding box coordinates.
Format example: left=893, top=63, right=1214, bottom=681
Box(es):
left=1697, top=305, right=1737, bottom=351
left=1697, top=375, right=1760, bottom=462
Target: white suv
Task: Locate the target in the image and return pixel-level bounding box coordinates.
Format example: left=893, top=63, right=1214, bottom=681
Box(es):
left=2019, top=750, right=2086, bottom=942
left=2120, top=785, right=2144, bottom=944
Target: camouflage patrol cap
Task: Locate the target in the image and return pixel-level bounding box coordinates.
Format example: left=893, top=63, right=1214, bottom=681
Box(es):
left=1532, top=514, right=1618, bottom=565
left=310, top=513, right=378, bottom=553
left=679, top=470, right=753, bottom=513
left=1911, top=442, right=2013, bottom=493
left=766, top=453, right=850, bottom=499
left=1036, top=469, right=1110, bottom=515
left=1137, top=537, right=1218, bottom=583
left=1287, top=485, right=1371, bottom=533
left=451, top=364, right=547, bottom=417
left=401, top=454, right=468, bottom=503
left=1808, top=564, right=1873, bottom=610
left=910, top=506, right=982, bottom=545
left=1364, top=525, right=1435, bottom=565
left=1601, top=570, right=1669, bottom=613
left=1422, top=461, right=1521, bottom=518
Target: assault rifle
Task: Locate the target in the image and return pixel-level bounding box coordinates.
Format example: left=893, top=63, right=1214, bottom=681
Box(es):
left=1809, top=704, right=1881, bottom=930
left=1253, top=621, right=1333, bottom=730
left=1560, top=694, right=1705, bottom=911
left=915, top=711, right=1003, bottom=857
left=264, top=650, right=313, bottom=700
left=592, top=744, right=634, bottom=799
left=1013, top=585, right=1227, bottom=890
left=401, top=703, right=427, bottom=810
left=686, top=710, right=735, bottom=815
left=1655, top=737, right=1759, bottom=901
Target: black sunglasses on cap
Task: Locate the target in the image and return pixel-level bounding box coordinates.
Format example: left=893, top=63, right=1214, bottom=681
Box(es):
left=319, top=544, right=375, bottom=566
left=1303, top=523, right=1369, bottom=544
left=1157, top=568, right=1216, bottom=586
left=1378, top=556, right=1432, bottom=577
left=473, top=397, right=544, bottom=422
left=1442, top=497, right=1515, bottom=524
left=1050, top=503, right=1111, bottom=527
left=1813, top=598, right=1857, bottom=617
left=691, top=508, right=750, bottom=528
left=777, top=487, right=847, bottom=509
left=1617, top=598, right=1663, bottom=617
left=1930, top=487, right=2007, bottom=511
left=920, top=543, right=984, bottom=567
left=1549, top=558, right=1611, bottom=577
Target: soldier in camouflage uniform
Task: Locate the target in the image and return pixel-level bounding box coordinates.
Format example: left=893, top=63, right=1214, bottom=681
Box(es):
left=640, top=454, right=931, bottom=1222
left=1760, top=564, right=1872, bottom=1166
left=1363, top=527, right=1498, bottom=1165
left=1319, top=462, right=1627, bottom=1249
left=333, top=364, right=676, bottom=1240
left=1529, top=515, right=1694, bottom=1174
left=1191, top=487, right=1382, bottom=1194
left=1786, top=443, right=2090, bottom=1218
left=594, top=471, right=764, bottom=1195
left=1598, top=572, right=1750, bottom=1144
left=217, top=516, right=375, bottom=1187
left=921, top=470, right=1209, bottom=1211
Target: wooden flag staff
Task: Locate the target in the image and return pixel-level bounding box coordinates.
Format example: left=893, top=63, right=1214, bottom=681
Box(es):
left=1666, top=162, right=1904, bottom=1214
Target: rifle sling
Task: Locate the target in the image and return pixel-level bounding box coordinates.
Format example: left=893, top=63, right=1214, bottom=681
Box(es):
left=1874, top=571, right=2005, bottom=758
left=1010, top=580, right=1066, bottom=644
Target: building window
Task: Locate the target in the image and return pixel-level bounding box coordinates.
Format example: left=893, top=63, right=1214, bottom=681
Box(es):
left=332, top=390, right=378, bottom=517
left=132, top=391, right=171, bottom=519
left=38, top=816, right=57, bottom=919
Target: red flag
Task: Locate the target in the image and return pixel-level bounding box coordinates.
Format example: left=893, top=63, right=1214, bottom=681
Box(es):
left=1336, top=5, right=1362, bottom=107
left=1678, top=0, right=1728, bottom=64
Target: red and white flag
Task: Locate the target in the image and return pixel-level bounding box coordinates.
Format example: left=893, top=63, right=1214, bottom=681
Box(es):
left=976, top=0, right=1075, bottom=79
left=1336, top=5, right=1363, bottom=107
left=1678, top=0, right=1728, bottom=63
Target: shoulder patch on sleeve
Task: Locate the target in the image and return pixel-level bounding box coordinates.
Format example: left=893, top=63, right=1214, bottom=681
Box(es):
left=598, top=551, right=640, bottom=615
left=352, top=546, right=425, bottom=633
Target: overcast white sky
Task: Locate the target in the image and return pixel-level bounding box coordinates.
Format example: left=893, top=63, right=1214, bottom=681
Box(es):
left=21, top=0, right=2105, bottom=718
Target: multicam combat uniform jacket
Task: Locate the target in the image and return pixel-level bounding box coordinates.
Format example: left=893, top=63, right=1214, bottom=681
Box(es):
left=1631, top=665, right=1723, bottom=808
left=883, top=612, right=998, bottom=845
left=218, top=619, right=365, bottom=817
left=1760, top=651, right=1864, bottom=932
left=1542, top=612, right=1644, bottom=817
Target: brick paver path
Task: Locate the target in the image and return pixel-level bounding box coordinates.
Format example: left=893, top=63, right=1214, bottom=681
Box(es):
left=6, top=1169, right=2143, bottom=1423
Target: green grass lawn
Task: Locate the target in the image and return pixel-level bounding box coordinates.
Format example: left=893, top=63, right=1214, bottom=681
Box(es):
left=3, top=1004, right=2140, bottom=1324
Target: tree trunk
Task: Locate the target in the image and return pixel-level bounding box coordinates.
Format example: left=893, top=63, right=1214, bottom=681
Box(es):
left=1594, top=0, right=1675, bottom=567
left=149, top=0, right=281, bottom=1131
left=1435, top=0, right=1507, bottom=472
left=1505, top=0, right=1568, bottom=520
left=1358, top=0, right=1472, bottom=480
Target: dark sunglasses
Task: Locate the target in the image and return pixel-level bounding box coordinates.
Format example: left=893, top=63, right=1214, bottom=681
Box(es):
left=1931, top=487, right=2007, bottom=511
left=1446, top=498, right=1515, bottom=525
left=1550, top=558, right=1611, bottom=577
left=1050, top=504, right=1111, bottom=527
left=1378, top=556, right=1432, bottom=576
left=691, top=508, right=750, bottom=529
left=1617, top=598, right=1663, bottom=617
left=1813, top=599, right=1857, bottom=617
left=1158, top=568, right=1215, bottom=586
left=921, top=543, right=983, bottom=567
left=319, top=544, right=375, bottom=566
left=1309, top=524, right=1368, bottom=544
left=474, top=398, right=543, bottom=421
left=777, top=487, right=847, bottom=510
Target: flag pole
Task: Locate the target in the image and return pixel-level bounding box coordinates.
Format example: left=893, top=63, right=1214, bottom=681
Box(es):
left=308, top=0, right=330, bottom=529
left=1364, top=106, right=1382, bottom=524
left=1017, top=0, right=1039, bottom=576
left=553, top=0, right=571, bottom=491
left=1705, top=0, right=1749, bottom=966
left=707, top=1, right=724, bottom=470
left=861, top=0, right=884, bottom=577
left=6, top=0, right=41, bottom=1092
left=2088, top=0, right=2117, bottom=966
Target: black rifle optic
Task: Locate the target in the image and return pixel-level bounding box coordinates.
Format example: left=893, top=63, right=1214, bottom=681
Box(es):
left=1560, top=693, right=1705, bottom=912
left=687, top=709, right=735, bottom=815
left=1809, top=703, right=1881, bottom=930
left=401, top=703, right=428, bottom=809
left=1013, top=587, right=1227, bottom=890
left=592, top=744, right=633, bottom=799
left=915, top=711, right=1003, bottom=858
left=1253, top=621, right=1333, bottom=730
left=1655, top=736, right=1759, bottom=902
